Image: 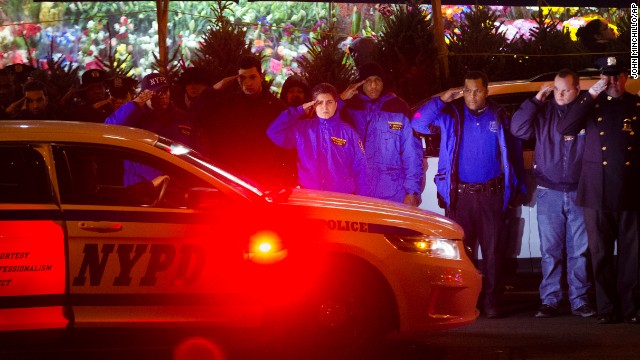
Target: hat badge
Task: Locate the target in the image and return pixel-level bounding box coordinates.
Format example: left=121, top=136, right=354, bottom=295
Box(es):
left=606, top=57, right=617, bottom=66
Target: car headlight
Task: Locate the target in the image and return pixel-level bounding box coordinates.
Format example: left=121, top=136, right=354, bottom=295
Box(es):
left=385, top=234, right=461, bottom=260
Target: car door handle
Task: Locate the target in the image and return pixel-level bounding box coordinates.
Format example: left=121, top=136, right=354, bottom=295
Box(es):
left=78, top=222, right=123, bottom=233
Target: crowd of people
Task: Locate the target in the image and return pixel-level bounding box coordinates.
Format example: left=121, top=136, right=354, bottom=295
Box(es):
left=0, top=18, right=638, bottom=325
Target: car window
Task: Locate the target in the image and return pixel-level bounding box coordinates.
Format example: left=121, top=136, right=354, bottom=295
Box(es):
left=0, top=145, right=53, bottom=204
left=53, top=145, right=219, bottom=209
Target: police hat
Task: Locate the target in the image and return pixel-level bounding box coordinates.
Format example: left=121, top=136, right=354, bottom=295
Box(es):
left=141, top=72, right=169, bottom=92
left=81, top=69, right=108, bottom=87
left=4, top=63, right=36, bottom=83
left=596, top=56, right=629, bottom=76
left=106, top=75, right=137, bottom=98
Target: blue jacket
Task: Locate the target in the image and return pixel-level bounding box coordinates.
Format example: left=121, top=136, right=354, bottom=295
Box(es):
left=106, top=101, right=195, bottom=147
left=343, top=92, right=423, bottom=203
left=511, top=97, right=585, bottom=192
left=267, top=106, right=369, bottom=196
left=413, top=97, right=525, bottom=211
left=106, top=101, right=196, bottom=186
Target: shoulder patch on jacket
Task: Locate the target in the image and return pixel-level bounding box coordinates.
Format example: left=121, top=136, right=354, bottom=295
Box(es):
left=331, top=136, right=347, bottom=146
left=388, top=121, right=403, bottom=130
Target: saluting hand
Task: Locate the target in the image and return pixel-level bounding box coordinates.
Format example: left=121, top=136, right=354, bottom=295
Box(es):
left=440, top=88, right=463, bottom=103
left=535, top=82, right=554, bottom=102
left=213, top=75, right=239, bottom=91
left=588, top=77, right=609, bottom=99
left=302, top=100, right=317, bottom=113
left=340, top=80, right=366, bottom=100
left=133, top=90, right=154, bottom=107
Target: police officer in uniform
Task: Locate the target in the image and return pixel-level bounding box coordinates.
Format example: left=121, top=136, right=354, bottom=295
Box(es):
left=557, top=56, right=640, bottom=324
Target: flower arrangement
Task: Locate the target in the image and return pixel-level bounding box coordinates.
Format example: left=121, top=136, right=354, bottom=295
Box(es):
left=0, top=1, right=630, bottom=95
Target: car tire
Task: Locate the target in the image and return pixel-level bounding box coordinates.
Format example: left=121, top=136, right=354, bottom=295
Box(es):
left=299, top=257, right=397, bottom=357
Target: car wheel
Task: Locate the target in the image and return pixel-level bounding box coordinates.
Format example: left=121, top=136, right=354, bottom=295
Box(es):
left=300, top=258, right=397, bottom=355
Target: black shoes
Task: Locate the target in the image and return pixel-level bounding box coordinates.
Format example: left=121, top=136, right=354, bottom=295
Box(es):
left=571, top=304, right=596, bottom=318
left=535, top=304, right=559, bottom=318
left=596, top=313, right=640, bottom=324
left=485, top=307, right=506, bottom=319
left=597, top=313, right=617, bottom=324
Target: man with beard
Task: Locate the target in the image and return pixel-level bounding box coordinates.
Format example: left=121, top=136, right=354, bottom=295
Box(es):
left=340, top=62, right=423, bottom=205
left=279, top=75, right=310, bottom=108
left=7, top=80, right=60, bottom=120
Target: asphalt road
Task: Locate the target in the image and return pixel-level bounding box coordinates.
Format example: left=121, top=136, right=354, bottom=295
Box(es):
left=373, top=273, right=640, bottom=360
left=5, top=274, right=640, bottom=360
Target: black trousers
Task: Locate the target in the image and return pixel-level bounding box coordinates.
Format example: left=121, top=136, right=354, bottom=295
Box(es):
left=584, top=208, right=639, bottom=317
left=448, top=190, right=506, bottom=310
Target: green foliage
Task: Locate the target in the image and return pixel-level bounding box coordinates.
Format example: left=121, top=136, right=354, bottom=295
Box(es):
left=508, top=8, right=589, bottom=79
left=29, top=55, right=80, bottom=106
left=296, top=25, right=356, bottom=93
left=447, top=6, right=512, bottom=84
left=149, top=45, right=183, bottom=84
left=376, top=1, right=439, bottom=104
left=611, top=9, right=632, bottom=54
left=192, top=1, right=254, bottom=83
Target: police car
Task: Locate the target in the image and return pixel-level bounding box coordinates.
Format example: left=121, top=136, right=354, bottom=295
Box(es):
left=0, top=121, right=481, bottom=355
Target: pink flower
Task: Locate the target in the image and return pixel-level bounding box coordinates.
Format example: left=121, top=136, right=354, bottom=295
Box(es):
left=378, top=5, right=394, bottom=18
left=121, top=16, right=129, bottom=26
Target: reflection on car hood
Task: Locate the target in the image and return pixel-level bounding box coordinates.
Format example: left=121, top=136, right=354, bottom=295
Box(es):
left=284, top=188, right=462, bottom=237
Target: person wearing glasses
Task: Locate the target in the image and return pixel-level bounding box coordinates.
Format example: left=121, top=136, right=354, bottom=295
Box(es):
left=412, top=71, right=526, bottom=319
left=106, top=72, right=194, bottom=148
left=106, top=73, right=196, bottom=186
left=268, top=83, right=369, bottom=196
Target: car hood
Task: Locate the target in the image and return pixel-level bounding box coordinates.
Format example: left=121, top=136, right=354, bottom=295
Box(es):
left=283, top=188, right=463, bottom=239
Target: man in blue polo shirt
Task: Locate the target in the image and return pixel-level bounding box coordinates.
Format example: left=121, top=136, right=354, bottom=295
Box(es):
left=413, top=71, right=525, bottom=318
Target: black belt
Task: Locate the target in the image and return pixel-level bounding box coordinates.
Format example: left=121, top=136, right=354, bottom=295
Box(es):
left=457, top=175, right=504, bottom=195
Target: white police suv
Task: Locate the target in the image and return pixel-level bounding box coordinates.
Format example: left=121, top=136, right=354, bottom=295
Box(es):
left=0, top=121, right=481, bottom=356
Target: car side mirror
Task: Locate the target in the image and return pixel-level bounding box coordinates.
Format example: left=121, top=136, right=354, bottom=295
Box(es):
left=186, top=187, right=227, bottom=210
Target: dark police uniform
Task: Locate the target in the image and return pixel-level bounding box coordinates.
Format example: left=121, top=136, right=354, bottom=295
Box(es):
left=557, top=89, right=640, bottom=322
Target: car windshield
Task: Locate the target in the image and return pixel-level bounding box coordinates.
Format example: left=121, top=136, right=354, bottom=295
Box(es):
left=153, top=137, right=265, bottom=198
